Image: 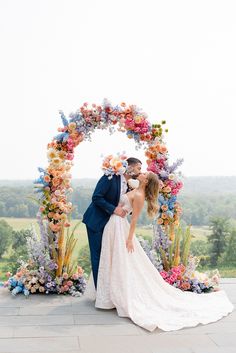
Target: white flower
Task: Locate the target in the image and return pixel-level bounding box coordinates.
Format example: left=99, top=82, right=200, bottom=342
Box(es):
left=168, top=174, right=175, bottom=180
left=47, top=148, right=58, bottom=160
left=128, top=179, right=140, bottom=189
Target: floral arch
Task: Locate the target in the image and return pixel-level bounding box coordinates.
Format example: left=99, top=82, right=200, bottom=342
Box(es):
left=40, top=99, right=183, bottom=234
left=3, top=99, right=219, bottom=296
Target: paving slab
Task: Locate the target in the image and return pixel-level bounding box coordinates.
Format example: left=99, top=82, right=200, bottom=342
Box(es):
left=0, top=337, right=80, bottom=353
left=0, top=279, right=235, bottom=353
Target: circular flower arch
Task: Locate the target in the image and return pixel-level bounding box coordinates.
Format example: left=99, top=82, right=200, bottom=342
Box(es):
left=4, top=99, right=220, bottom=296
left=36, top=99, right=183, bottom=235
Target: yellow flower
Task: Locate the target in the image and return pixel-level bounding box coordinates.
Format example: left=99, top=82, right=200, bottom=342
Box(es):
left=58, top=150, right=66, bottom=159
left=60, top=213, right=67, bottom=221
left=47, top=148, right=58, bottom=160
left=68, top=122, right=77, bottom=131
left=109, top=157, right=118, bottom=167
left=168, top=174, right=175, bottom=180
left=134, top=116, right=143, bottom=124
left=52, top=157, right=62, bottom=166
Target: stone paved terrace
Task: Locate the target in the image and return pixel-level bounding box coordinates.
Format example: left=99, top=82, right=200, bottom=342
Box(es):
left=0, top=278, right=235, bottom=353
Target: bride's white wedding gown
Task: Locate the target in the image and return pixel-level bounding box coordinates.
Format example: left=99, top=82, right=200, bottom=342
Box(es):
left=84, top=194, right=234, bottom=332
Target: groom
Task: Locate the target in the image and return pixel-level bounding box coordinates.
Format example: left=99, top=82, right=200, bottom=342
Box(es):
left=82, top=157, right=142, bottom=289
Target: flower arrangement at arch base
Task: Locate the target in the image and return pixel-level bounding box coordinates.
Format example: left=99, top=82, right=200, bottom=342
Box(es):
left=1, top=216, right=87, bottom=297
left=139, top=224, right=220, bottom=294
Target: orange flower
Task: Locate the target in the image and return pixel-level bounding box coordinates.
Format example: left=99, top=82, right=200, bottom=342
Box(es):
left=44, top=175, right=50, bottom=183
left=102, top=161, right=110, bottom=168
left=53, top=213, right=61, bottom=220
left=114, top=161, right=122, bottom=169
left=52, top=177, right=61, bottom=187
left=160, top=145, right=167, bottom=153
left=58, top=151, right=66, bottom=159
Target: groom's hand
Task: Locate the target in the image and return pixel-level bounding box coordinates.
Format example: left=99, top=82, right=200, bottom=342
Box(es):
left=114, top=206, right=127, bottom=218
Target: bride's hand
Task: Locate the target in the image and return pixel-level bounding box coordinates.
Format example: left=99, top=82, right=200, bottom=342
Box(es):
left=126, top=238, right=134, bottom=253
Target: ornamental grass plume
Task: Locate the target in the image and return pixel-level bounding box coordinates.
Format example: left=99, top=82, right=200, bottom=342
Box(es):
left=55, top=220, right=80, bottom=278
left=56, top=222, right=66, bottom=277
left=173, top=228, right=181, bottom=267
left=159, top=246, right=170, bottom=271
left=181, top=226, right=192, bottom=266
left=63, top=226, right=79, bottom=277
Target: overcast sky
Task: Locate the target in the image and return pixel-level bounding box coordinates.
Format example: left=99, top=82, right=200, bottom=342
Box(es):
left=0, top=0, right=236, bottom=179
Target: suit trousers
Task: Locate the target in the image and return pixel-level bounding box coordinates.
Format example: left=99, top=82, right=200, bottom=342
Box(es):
left=86, top=225, right=104, bottom=289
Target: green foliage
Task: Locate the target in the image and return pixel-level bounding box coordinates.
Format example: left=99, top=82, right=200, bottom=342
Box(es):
left=190, top=240, right=211, bottom=267
left=2, top=228, right=30, bottom=273
left=208, top=217, right=230, bottom=267
left=78, top=244, right=91, bottom=276
left=0, top=219, right=13, bottom=258
left=221, top=229, right=236, bottom=266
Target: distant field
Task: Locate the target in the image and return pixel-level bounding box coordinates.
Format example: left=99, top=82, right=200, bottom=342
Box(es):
left=0, top=217, right=210, bottom=248
left=1, top=217, right=235, bottom=279
left=0, top=217, right=89, bottom=251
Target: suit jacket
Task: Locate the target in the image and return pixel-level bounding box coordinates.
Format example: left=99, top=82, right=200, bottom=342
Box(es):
left=82, top=174, right=121, bottom=232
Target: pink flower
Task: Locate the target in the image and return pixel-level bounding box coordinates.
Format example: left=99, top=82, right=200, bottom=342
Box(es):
left=169, top=274, right=177, bottom=282
left=66, top=153, right=74, bottom=160
left=160, top=271, right=168, bottom=279
left=77, top=266, right=84, bottom=276
left=72, top=273, right=79, bottom=280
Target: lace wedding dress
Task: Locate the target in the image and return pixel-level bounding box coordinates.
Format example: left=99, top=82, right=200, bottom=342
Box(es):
left=84, top=194, right=234, bottom=332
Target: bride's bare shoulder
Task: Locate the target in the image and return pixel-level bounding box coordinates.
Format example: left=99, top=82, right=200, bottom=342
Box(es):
left=133, top=190, right=145, bottom=203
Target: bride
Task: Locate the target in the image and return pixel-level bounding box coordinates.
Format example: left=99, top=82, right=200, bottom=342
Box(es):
left=85, top=171, right=234, bottom=332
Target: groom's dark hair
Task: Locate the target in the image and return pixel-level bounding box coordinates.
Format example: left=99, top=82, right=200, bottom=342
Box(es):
left=127, top=157, right=142, bottom=166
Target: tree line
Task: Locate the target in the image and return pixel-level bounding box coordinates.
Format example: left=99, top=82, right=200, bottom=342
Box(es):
left=1, top=185, right=236, bottom=227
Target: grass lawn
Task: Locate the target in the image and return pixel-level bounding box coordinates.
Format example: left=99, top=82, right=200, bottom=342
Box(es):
left=191, top=225, right=211, bottom=241
left=0, top=217, right=210, bottom=243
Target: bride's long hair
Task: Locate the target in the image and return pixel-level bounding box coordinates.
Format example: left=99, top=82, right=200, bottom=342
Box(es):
left=145, top=172, right=159, bottom=218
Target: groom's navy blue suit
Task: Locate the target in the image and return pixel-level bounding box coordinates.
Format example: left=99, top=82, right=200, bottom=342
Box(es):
left=82, top=174, right=121, bottom=289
